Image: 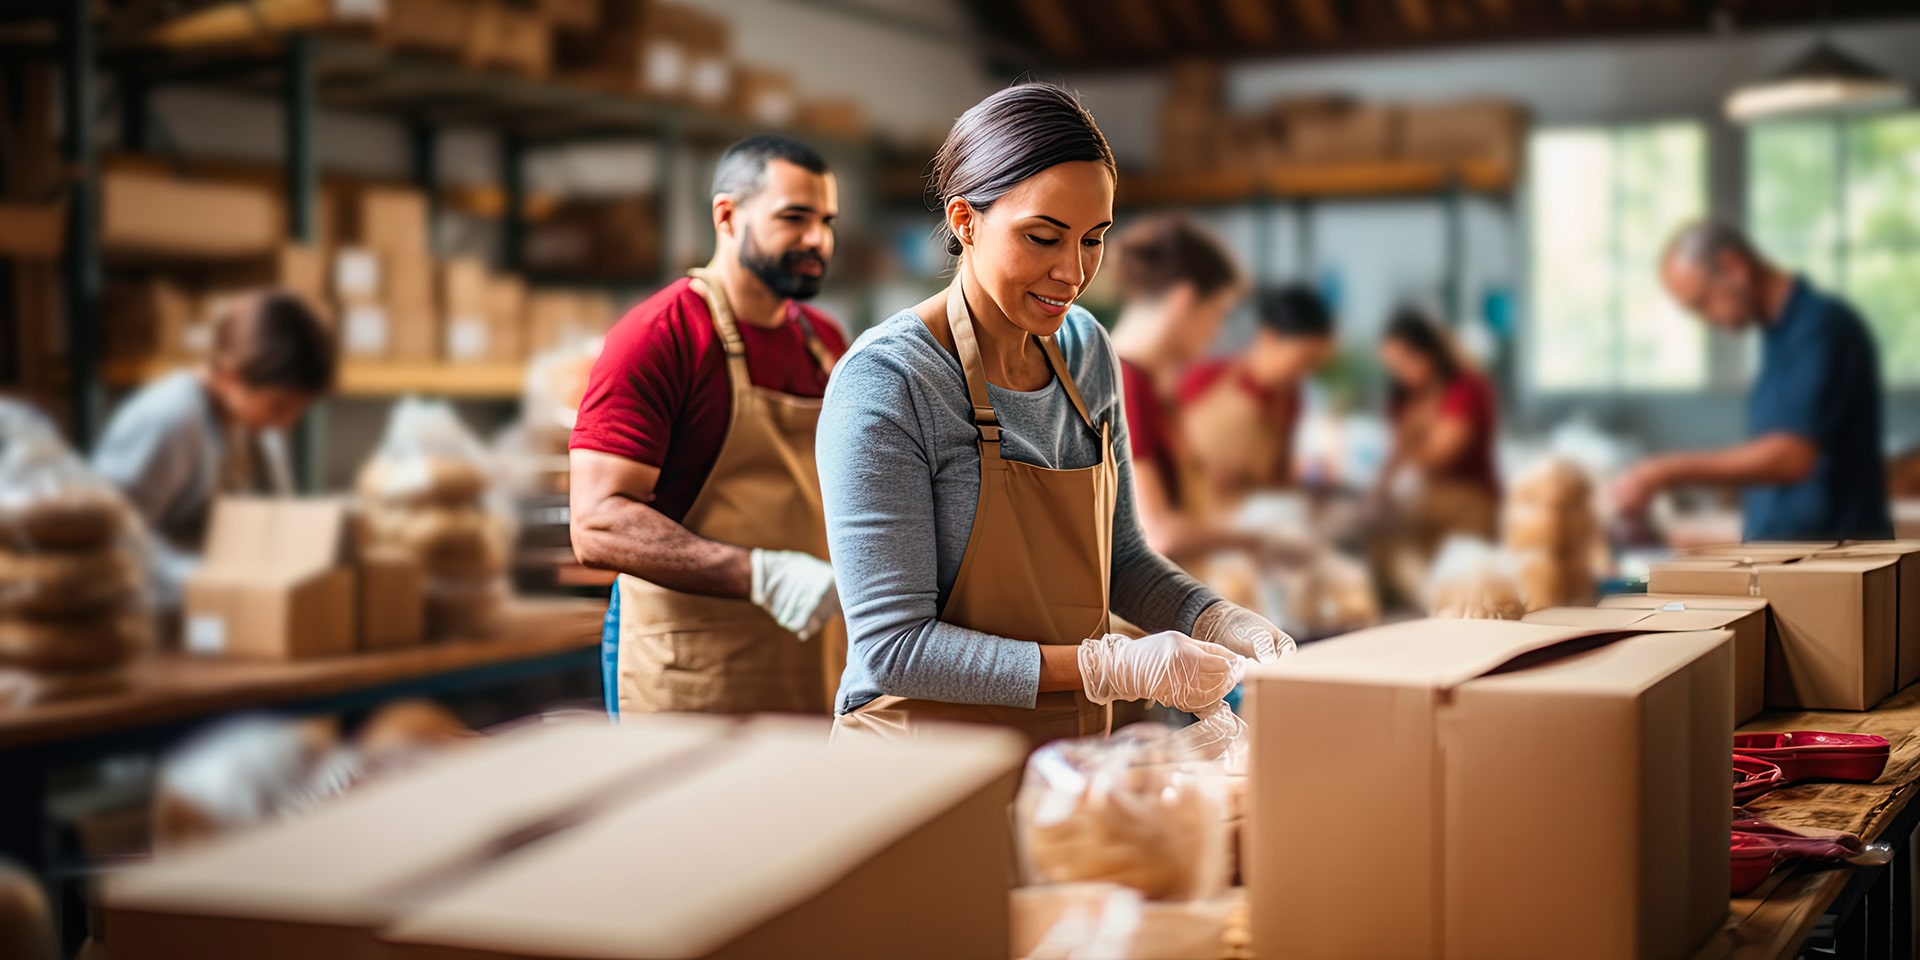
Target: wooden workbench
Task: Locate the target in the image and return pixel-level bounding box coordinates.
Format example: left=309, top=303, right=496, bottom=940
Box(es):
left=0, top=596, right=604, bottom=753
left=1694, top=685, right=1920, bottom=960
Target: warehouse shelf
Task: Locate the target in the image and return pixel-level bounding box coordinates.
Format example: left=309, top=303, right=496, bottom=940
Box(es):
left=103, top=356, right=527, bottom=399
left=1118, top=156, right=1517, bottom=207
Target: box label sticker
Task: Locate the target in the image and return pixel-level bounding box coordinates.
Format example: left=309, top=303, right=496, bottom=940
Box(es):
left=187, top=615, right=227, bottom=655
left=645, top=42, right=686, bottom=95
left=690, top=56, right=731, bottom=103
left=180, top=323, right=214, bottom=356
left=346, top=307, right=389, bottom=355
left=335, top=250, right=382, bottom=298
left=448, top=317, right=489, bottom=359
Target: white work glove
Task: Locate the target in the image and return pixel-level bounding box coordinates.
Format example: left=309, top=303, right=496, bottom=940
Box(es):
left=748, top=549, right=839, bottom=642
left=1193, top=601, right=1296, bottom=664
left=1077, top=631, right=1242, bottom=713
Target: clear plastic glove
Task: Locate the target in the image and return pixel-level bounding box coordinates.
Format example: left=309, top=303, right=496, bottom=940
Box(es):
left=1078, top=631, right=1242, bottom=712
left=749, top=549, right=839, bottom=641
left=1193, top=601, right=1296, bottom=663
left=1174, top=702, right=1250, bottom=775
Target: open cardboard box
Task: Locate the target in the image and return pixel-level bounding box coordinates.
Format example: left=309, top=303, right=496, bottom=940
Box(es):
left=1651, top=553, right=1897, bottom=710
left=107, top=716, right=1026, bottom=960
left=1533, top=598, right=1768, bottom=724
left=1245, top=618, right=1731, bottom=960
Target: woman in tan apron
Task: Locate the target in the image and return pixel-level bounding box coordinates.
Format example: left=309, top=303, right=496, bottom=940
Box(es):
left=818, top=84, right=1291, bottom=749
left=610, top=268, right=845, bottom=716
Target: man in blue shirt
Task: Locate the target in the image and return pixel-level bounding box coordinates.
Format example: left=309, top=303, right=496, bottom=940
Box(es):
left=1612, top=219, right=1891, bottom=541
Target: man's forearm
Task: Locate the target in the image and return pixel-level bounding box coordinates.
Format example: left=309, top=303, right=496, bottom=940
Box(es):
left=1655, top=434, right=1816, bottom=488
left=572, top=497, right=752, bottom=599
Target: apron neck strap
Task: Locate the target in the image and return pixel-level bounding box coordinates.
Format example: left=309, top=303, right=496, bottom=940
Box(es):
left=689, top=268, right=834, bottom=381
left=944, top=277, right=1102, bottom=450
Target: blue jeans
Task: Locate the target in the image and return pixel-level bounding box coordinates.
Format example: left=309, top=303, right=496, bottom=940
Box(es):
left=601, top=584, right=620, bottom=718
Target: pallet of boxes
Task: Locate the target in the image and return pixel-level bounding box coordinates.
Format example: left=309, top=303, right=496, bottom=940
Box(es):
left=357, top=399, right=513, bottom=640
left=0, top=405, right=151, bottom=705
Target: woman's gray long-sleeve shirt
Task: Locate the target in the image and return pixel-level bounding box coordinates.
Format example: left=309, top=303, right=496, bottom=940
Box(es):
left=820, top=304, right=1219, bottom=714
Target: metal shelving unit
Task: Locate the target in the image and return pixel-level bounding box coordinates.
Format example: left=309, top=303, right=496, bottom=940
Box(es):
left=57, top=24, right=876, bottom=484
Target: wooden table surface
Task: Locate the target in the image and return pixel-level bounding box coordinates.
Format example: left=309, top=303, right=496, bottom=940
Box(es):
left=1692, top=685, right=1920, bottom=960
left=0, top=596, right=604, bottom=754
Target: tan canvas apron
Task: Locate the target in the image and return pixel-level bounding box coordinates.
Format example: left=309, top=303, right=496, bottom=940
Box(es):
left=615, top=269, right=843, bottom=715
left=833, top=280, right=1118, bottom=749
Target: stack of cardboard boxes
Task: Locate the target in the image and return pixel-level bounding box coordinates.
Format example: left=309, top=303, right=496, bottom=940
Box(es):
left=562, top=0, right=734, bottom=108
left=333, top=186, right=439, bottom=362
left=107, top=717, right=1025, bottom=960
left=1645, top=541, right=1920, bottom=713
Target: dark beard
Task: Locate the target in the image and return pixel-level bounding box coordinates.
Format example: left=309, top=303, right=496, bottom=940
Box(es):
left=739, top=227, right=828, bottom=301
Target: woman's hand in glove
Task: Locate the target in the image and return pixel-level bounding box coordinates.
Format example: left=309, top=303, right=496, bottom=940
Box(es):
left=1077, top=631, right=1242, bottom=712
left=1193, top=601, right=1296, bottom=663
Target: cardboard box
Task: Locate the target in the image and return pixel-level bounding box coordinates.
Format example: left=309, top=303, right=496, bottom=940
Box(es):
left=438, top=257, right=491, bottom=315
left=487, top=275, right=528, bottom=361
left=1401, top=98, right=1527, bottom=164
left=376, top=0, right=475, bottom=55
left=387, top=252, right=441, bottom=360
left=1826, top=540, right=1920, bottom=689
left=203, top=243, right=328, bottom=306
left=1650, top=556, right=1897, bottom=710
left=732, top=65, right=798, bottom=126
left=1246, top=619, right=1731, bottom=960
left=183, top=498, right=356, bottom=660
left=1286, top=102, right=1400, bottom=164
left=336, top=186, right=431, bottom=256
left=357, top=544, right=425, bottom=651
left=106, top=717, right=1025, bottom=960
left=106, top=718, right=735, bottom=956
left=1536, top=598, right=1771, bottom=724
left=798, top=97, right=866, bottom=138
left=467, top=0, right=551, bottom=77
left=101, top=169, right=283, bottom=259
left=537, top=0, right=598, bottom=32
left=105, top=276, right=205, bottom=360
left=440, top=257, right=493, bottom=360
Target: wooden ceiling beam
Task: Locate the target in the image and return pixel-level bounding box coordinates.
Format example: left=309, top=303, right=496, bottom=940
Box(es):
left=1164, top=0, right=1214, bottom=47
left=1475, top=0, right=1513, bottom=22
left=1111, top=0, right=1164, bottom=52
left=1222, top=0, right=1282, bottom=47
left=1396, top=0, right=1436, bottom=33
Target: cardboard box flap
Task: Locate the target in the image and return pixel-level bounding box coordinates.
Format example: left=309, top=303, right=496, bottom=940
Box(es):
left=200, top=496, right=348, bottom=575
left=1684, top=542, right=1835, bottom=559
left=384, top=718, right=1025, bottom=959
left=107, top=717, right=731, bottom=927
left=1823, top=541, right=1920, bottom=557
left=1600, top=594, right=1769, bottom=614
left=1466, top=629, right=1732, bottom=695
left=1521, top=607, right=1657, bottom=629
left=1526, top=605, right=1757, bottom=632
left=1258, top=618, right=1672, bottom=690
left=1762, top=556, right=1900, bottom=574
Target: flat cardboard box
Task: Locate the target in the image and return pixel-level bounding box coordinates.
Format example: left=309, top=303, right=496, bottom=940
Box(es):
left=102, top=169, right=283, bottom=259
left=1246, top=618, right=1731, bottom=960
left=376, top=0, right=474, bottom=55
left=106, top=718, right=1024, bottom=960
left=1286, top=102, right=1399, bottom=164
left=336, top=186, right=431, bottom=256
left=1531, top=600, right=1769, bottom=724
left=382, top=718, right=1023, bottom=960
left=183, top=498, right=356, bottom=660
left=1400, top=98, right=1527, bottom=163
left=106, top=718, right=735, bottom=958
left=1650, top=556, right=1897, bottom=710
left=1824, top=541, right=1920, bottom=689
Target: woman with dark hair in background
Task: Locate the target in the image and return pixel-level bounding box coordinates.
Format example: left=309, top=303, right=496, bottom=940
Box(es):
left=93, top=291, right=336, bottom=605
left=819, top=83, right=1293, bottom=746
left=1376, top=307, right=1501, bottom=544
left=1107, top=214, right=1258, bottom=565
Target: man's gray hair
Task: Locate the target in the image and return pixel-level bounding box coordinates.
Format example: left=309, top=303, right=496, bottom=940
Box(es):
left=1664, top=218, right=1759, bottom=269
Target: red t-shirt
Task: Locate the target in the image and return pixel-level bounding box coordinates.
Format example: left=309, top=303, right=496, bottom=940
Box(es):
left=1119, top=358, right=1183, bottom=508
left=1432, top=372, right=1502, bottom=496
left=569, top=278, right=847, bottom=523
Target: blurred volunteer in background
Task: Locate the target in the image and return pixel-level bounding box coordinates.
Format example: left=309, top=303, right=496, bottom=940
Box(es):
left=570, top=135, right=849, bottom=717
left=93, top=291, right=336, bottom=606
left=1376, top=307, right=1502, bottom=542
left=1612, top=219, right=1890, bottom=541
left=819, top=83, right=1292, bottom=749
left=1178, top=284, right=1337, bottom=508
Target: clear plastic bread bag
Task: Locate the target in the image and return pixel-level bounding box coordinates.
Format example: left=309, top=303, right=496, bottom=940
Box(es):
left=1424, top=535, right=1526, bottom=620
left=1016, top=722, right=1233, bottom=901
left=0, top=400, right=156, bottom=694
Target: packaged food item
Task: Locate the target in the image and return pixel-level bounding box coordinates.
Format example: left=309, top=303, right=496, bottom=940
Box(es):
left=1503, top=457, right=1599, bottom=611
left=1017, top=724, right=1232, bottom=901
left=0, top=401, right=153, bottom=702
